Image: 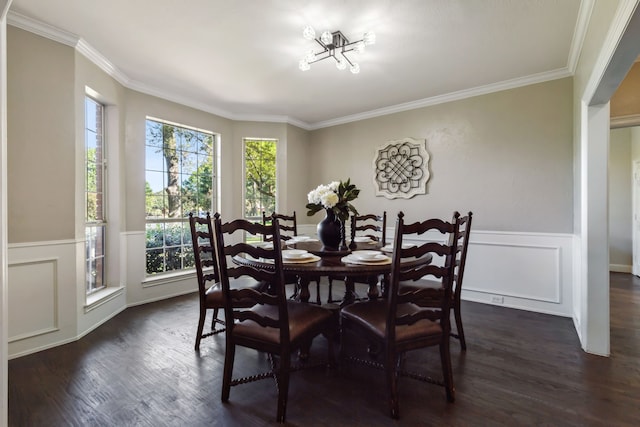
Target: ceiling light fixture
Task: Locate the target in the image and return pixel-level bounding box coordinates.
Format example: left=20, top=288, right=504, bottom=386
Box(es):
left=299, top=25, right=375, bottom=74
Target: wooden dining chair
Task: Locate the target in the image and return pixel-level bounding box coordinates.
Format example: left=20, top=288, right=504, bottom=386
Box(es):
left=262, top=211, right=297, bottom=241
left=212, top=213, right=336, bottom=423
left=188, top=212, right=268, bottom=351
left=262, top=210, right=310, bottom=299
left=340, top=211, right=461, bottom=419
left=327, top=211, right=387, bottom=303
left=398, top=212, right=472, bottom=350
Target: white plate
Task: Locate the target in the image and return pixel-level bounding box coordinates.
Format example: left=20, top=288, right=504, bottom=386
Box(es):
left=352, top=250, right=382, bottom=261
left=282, top=249, right=308, bottom=259
left=342, top=254, right=391, bottom=265
left=381, top=243, right=415, bottom=253
left=353, top=236, right=373, bottom=243
left=283, top=254, right=321, bottom=264
left=252, top=241, right=273, bottom=249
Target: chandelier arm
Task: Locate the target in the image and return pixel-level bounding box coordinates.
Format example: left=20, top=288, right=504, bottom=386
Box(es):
left=340, top=52, right=355, bottom=67
left=307, top=51, right=332, bottom=64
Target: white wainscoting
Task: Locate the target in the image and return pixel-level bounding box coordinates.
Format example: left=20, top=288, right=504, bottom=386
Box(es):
left=298, top=225, right=574, bottom=317
left=8, top=237, right=128, bottom=359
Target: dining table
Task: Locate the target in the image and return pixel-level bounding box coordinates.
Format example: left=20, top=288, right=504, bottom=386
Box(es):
left=233, top=236, right=432, bottom=306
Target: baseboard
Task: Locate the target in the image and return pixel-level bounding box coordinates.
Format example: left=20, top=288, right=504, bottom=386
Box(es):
left=609, top=264, right=632, bottom=273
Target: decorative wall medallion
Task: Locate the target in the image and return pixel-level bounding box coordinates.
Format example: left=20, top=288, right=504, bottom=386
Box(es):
left=373, top=138, right=429, bottom=199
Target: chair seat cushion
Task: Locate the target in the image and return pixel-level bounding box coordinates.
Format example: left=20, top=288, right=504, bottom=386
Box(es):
left=341, top=300, right=442, bottom=342
left=204, top=277, right=267, bottom=308
left=233, top=301, right=333, bottom=345
left=398, top=279, right=447, bottom=306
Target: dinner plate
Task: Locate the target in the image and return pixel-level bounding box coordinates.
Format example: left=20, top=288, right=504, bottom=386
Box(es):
left=251, top=241, right=273, bottom=249
left=341, top=254, right=391, bottom=265
left=381, top=243, right=416, bottom=253
left=353, top=236, right=373, bottom=243
left=282, top=249, right=309, bottom=259
left=282, top=254, right=320, bottom=264
left=351, top=250, right=383, bottom=261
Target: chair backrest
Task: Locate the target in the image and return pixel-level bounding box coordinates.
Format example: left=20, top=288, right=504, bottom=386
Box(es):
left=213, top=213, right=290, bottom=342
left=386, top=211, right=461, bottom=342
left=453, top=212, right=473, bottom=301
left=350, top=211, right=387, bottom=245
left=189, top=212, right=219, bottom=301
left=262, top=211, right=297, bottom=241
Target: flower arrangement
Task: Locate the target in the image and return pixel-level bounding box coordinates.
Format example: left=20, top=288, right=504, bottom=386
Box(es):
left=306, top=179, right=360, bottom=222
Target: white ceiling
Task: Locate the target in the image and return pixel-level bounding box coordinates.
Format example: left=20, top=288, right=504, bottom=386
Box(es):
left=9, top=0, right=587, bottom=129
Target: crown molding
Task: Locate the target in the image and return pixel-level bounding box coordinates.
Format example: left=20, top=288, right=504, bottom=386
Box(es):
left=309, top=67, right=573, bottom=130
left=75, top=39, right=130, bottom=86
left=610, top=113, right=640, bottom=128
left=7, top=10, right=77, bottom=47
left=568, top=0, right=595, bottom=73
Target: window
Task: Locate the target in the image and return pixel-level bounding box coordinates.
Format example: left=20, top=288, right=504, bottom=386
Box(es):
left=145, top=118, right=216, bottom=275
left=243, top=138, right=277, bottom=222
left=85, top=97, right=106, bottom=294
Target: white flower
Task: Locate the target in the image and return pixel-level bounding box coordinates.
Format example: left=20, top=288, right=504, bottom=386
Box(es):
left=328, top=181, right=340, bottom=192
left=321, top=192, right=339, bottom=208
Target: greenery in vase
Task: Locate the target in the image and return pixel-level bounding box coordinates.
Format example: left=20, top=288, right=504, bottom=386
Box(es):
left=306, top=179, right=360, bottom=222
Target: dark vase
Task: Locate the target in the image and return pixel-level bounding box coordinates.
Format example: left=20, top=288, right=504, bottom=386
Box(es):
left=317, top=208, right=342, bottom=249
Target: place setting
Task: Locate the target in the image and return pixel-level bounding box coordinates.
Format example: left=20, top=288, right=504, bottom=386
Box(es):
left=341, top=249, right=391, bottom=265
left=281, top=249, right=321, bottom=264
left=380, top=242, right=416, bottom=253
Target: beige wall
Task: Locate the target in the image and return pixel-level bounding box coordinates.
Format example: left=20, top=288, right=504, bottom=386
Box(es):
left=611, top=62, right=640, bottom=118
left=307, top=78, right=574, bottom=233
left=7, top=27, right=76, bottom=243
left=609, top=127, right=632, bottom=267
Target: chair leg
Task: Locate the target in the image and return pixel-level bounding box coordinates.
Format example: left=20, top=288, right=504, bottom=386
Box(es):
left=221, top=343, right=235, bottom=402
left=211, top=308, right=219, bottom=330
left=327, top=277, right=334, bottom=303
left=194, top=306, right=206, bottom=351
left=316, top=279, right=321, bottom=305
left=453, top=304, right=466, bottom=351
left=386, top=350, right=400, bottom=419
left=440, top=337, right=455, bottom=403
left=276, top=353, right=291, bottom=423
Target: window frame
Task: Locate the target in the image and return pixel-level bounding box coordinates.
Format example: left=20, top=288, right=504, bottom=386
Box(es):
left=242, top=137, right=278, bottom=223
left=85, top=95, right=107, bottom=295
left=144, top=117, right=218, bottom=277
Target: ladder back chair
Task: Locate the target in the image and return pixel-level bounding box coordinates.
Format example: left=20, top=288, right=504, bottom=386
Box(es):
left=340, top=211, right=461, bottom=419
left=398, top=212, right=472, bottom=350
left=188, top=212, right=267, bottom=351
left=262, top=211, right=297, bottom=241
left=327, top=212, right=387, bottom=303
left=213, top=213, right=336, bottom=423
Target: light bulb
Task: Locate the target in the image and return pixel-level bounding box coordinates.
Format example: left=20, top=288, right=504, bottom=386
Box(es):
left=320, top=30, right=333, bottom=45
left=350, top=63, right=360, bottom=74
left=336, top=58, right=347, bottom=70
left=353, top=41, right=365, bottom=54
left=305, top=50, right=317, bottom=62
left=299, top=59, right=310, bottom=71
left=363, top=31, right=376, bottom=45
left=303, top=25, right=316, bottom=40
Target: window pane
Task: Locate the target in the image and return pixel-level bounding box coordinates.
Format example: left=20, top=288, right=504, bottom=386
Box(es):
left=244, top=139, right=276, bottom=219
left=164, top=223, right=182, bottom=246
left=146, top=249, right=164, bottom=274
left=146, top=223, right=164, bottom=248
left=165, top=247, right=182, bottom=271
left=85, top=96, right=106, bottom=294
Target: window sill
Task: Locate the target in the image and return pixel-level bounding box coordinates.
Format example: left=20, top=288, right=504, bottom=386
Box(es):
left=142, top=269, right=197, bottom=288
left=85, top=286, right=125, bottom=313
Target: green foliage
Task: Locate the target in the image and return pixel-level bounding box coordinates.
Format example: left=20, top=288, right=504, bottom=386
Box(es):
left=244, top=139, right=276, bottom=218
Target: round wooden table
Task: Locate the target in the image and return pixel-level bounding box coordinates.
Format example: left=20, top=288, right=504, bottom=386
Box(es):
left=233, top=240, right=432, bottom=306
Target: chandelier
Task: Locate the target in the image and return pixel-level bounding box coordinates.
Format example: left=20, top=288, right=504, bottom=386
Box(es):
left=299, top=26, right=376, bottom=74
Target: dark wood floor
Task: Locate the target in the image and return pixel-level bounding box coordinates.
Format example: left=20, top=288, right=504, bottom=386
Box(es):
left=8, top=273, right=640, bottom=426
